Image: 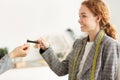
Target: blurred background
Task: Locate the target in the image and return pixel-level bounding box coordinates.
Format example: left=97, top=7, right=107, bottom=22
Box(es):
left=0, top=0, right=120, bottom=80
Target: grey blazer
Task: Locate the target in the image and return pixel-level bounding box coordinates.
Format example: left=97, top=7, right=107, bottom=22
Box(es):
left=41, top=31, right=120, bottom=80
left=0, top=54, right=14, bottom=74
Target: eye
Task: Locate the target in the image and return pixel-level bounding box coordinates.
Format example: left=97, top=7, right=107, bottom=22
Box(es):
left=81, top=15, right=87, bottom=18
left=79, top=15, right=87, bottom=18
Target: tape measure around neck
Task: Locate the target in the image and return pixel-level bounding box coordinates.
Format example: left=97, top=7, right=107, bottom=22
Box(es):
left=90, top=30, right=105, bottom=80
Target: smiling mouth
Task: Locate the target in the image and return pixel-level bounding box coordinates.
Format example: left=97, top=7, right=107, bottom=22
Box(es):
left=81, top=25, right=84, bottom=28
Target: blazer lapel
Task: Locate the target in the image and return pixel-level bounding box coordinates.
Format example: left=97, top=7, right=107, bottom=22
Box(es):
left=80, top=42, right=96, bottom=76
left=75, top=38, right=87, bottom=73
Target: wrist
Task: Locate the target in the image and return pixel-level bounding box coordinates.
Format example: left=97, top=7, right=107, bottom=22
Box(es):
left=39, top=48, right=49, bottom=54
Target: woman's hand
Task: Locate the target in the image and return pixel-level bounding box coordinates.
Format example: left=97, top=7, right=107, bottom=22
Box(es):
left=9, top=44, right=30, bottom=58
left=34, top=38, right=50, bottom=50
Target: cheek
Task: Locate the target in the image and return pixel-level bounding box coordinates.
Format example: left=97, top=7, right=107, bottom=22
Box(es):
left=83, top=20, right=96, bottom=32
left=87, top=19, right=96, bottom=28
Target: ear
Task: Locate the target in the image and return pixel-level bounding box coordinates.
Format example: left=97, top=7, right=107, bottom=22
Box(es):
left=96, top=15, right=102, bottom=22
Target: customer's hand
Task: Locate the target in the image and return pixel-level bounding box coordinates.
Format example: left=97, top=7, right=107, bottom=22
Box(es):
left=34, top=38, right=50, bottom=50
left=9, top=44, right=30, bottom=58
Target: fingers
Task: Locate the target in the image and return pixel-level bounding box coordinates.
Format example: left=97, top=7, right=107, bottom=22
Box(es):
left=37, top=38, right=50, bottom=50
left=22, top=44, right=30, bottom=50
left=22, top=37, right=49, bottom=50
left=20, top=44, right=30, bottom=50
left=21, top=44, right=30, bottom=55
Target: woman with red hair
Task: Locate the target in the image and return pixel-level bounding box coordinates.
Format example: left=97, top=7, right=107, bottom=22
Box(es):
left=36, top=0, right=120, bottom=80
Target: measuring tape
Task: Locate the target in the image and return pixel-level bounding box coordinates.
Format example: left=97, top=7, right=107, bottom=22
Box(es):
left=71, top=30, right=105, bottom=80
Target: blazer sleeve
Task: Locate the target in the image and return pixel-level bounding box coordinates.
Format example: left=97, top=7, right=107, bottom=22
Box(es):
left=40, top=39, right=80, bottom=76
left=41, top=47, right=69, bottom=76
left=0, top=54, right=14, bottom=74
left=102, top=41, right=120, bottom=80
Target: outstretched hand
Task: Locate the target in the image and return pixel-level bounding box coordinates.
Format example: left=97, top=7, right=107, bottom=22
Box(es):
left=9, top=44, right=30, bottom=58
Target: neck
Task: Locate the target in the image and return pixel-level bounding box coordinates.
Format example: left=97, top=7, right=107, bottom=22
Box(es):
left=88, top=28, right=100, bottom=42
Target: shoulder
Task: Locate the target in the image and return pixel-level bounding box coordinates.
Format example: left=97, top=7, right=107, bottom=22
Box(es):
left=73, top=37, right=87, bottom=48
left=102, top=35, right=120, bottom=62
left=103, top=35, right=120, bottom=47
left=102, top=35, right=120, bottom=56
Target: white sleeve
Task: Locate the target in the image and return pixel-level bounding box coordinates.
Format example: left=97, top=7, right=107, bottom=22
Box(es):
left=0, top=54, right=14, bottom=74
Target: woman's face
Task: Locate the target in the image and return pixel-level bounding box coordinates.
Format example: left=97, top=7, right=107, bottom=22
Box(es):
left=78, top=5, right=99, bottom=32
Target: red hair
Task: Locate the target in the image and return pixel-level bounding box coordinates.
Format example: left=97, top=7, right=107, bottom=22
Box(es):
left=82, top=0, right=118, bottom=39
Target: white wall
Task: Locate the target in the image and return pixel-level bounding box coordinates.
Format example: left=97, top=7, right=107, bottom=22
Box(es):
left=0, top=0, right=81, bottom=51
left=0, top=0, right=119, bottom=52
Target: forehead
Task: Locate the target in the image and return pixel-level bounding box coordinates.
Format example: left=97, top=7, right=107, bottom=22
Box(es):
left=79, top=5, right=92, bottom=15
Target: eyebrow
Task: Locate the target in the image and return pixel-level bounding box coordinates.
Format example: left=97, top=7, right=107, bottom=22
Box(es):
left=80, top=12, right=86, bottom=15
left=79, top=12, right=86, bottom=17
